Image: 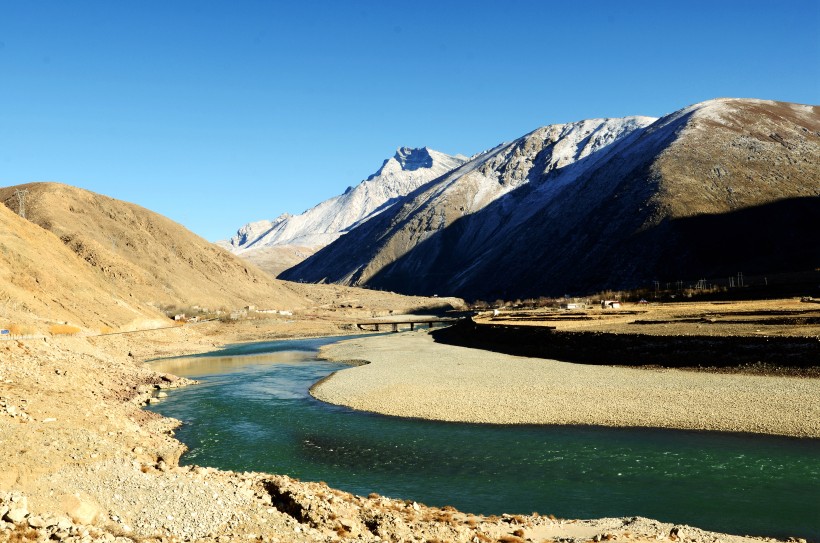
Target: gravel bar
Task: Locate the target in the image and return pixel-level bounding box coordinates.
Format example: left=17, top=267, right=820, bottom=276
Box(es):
left=315, top=331, right=820, bottom=438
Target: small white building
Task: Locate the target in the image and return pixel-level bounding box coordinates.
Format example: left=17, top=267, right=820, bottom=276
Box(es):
left=561, top=303, right=585, bottom=310
left=601, top=300, right=621, bottom=309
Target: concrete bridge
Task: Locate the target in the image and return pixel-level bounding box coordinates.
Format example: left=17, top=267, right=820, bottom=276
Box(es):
left=356, top=318, right=462, bottom=332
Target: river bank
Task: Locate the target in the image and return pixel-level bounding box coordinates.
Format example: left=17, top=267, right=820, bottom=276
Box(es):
left=315, top=331, right=820, bottom=437
left=0, top=315, right=815, bottom=542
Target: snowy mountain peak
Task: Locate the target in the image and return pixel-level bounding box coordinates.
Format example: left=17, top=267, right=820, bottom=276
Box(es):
left=369, top=147, right=438, bottom=179
left=221, top=147, right=467, bottom=261
left=394, top=146, right=433, bottom=170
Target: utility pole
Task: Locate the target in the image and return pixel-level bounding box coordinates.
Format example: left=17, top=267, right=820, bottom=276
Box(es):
left=15, top=189, right=29, bottom=219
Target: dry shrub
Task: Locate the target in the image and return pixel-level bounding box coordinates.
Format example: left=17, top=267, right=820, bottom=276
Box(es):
left=4, top=323, right=36, bottom=335
left=8, top=524, right=40, bottom=542
left=474, top=533, right=493, bottom=543
left=49, top=324, right=81, bottom=335
left=513, top=529, right=525, bottom=537
left=498, top=535, right=525, bottom=543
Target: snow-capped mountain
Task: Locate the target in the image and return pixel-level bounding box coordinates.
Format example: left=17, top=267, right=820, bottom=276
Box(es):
left=220, top=147, right=466, bottom=274
left=281, top=99, right=820, bottom=299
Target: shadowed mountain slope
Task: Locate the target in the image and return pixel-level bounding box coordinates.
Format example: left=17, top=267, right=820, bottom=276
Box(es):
left=281, top=99, right=820, bottom=299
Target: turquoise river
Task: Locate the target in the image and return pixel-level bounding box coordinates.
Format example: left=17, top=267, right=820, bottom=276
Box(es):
left=147, top=336, right=820, bottom=539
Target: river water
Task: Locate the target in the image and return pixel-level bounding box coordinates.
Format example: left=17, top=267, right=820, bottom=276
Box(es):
left=147, top=336, right=820, bottom=539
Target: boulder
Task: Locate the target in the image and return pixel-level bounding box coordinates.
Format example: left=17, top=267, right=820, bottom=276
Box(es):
left=4, top=507, right=28, bottom=524
left=61, top=493, right=100, bottom=525
left=27, top=515, right=46, bottom=528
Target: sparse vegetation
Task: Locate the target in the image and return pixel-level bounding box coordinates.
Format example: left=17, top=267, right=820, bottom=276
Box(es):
left=468, top=269, right=820, bottom=311
left=48, top=324, right=81, bottom=335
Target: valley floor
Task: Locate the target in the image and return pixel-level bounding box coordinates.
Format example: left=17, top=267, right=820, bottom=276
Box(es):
left=0, top=302, right=817, bottom=542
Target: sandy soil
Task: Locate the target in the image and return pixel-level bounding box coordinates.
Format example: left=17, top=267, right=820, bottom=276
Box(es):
left=0, top=304, right=816, bottom=542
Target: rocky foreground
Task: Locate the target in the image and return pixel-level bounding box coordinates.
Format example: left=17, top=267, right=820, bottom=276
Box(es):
left=0, top=319, right=812, bottom=543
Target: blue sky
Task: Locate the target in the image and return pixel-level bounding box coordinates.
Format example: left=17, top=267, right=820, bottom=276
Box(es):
left=1, top=1, right=818, bottom=241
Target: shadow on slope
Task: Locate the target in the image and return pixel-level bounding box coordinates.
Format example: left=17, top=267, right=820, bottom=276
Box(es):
left=280, top=114, right=675, bottom=292
left=365, top=195, right=820, bottom=300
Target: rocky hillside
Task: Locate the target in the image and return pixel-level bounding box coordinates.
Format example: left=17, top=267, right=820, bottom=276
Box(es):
left=221, top=147, right=466, bottom=275
left=281, top=99, right=820, bottom=300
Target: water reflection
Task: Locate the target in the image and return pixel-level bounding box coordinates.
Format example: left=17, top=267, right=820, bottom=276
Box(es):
left=152, top=350, right=320, bottom=377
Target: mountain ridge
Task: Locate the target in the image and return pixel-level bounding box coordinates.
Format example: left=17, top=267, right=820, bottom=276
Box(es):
left=223, top=147, right=464, bottom=249
left=219, top=147, right=467, bottom=275
left=280, top=98, right=820, bottom=299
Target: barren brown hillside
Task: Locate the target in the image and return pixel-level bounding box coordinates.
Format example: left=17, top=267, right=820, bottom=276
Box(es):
left=0, top=183, right=461, bottom=334
left=1, top=182, right=310, bottom=312
left=0, top=199, right=169, bottom=332
left=648, top=100, right=820, bottom=221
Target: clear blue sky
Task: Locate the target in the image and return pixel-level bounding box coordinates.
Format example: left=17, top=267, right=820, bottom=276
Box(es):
left=1, top=0, right=818, bottom=241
